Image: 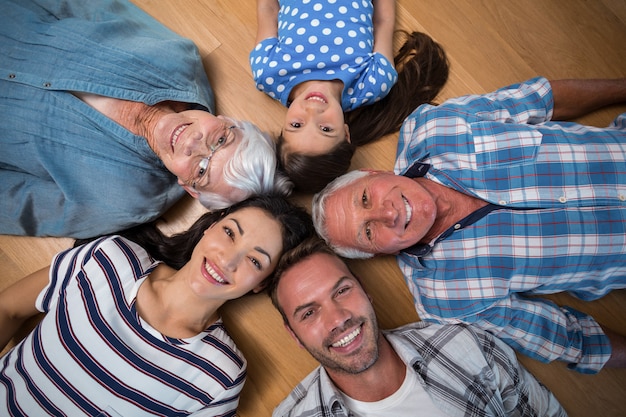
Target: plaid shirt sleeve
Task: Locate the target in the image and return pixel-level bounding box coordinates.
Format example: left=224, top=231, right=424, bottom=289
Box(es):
left=471, top=294, right=611, bottom=374
left=395, top=77, right=553, bottom=175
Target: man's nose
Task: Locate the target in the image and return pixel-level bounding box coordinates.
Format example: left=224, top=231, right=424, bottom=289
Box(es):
left=373, top=200, right=397, bottom=227
left=326, top=303, right=351, bottom=332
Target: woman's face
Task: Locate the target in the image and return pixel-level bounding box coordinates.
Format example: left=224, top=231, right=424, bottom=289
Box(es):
left=152, top=110, right=245, bottom=201
left=187, top=206, right=284, bottom=300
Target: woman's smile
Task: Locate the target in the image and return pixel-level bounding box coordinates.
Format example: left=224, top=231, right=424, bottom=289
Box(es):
left=202, top=258, right=229, bottom=285
left=170, top=123, right=191, bottom=151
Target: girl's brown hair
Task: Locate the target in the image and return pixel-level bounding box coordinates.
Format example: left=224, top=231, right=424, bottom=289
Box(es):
left=279, top=31, right=450, bottom=193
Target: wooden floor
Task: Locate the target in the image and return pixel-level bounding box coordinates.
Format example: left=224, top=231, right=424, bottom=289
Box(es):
left=2, top=0, right=625, bottom=415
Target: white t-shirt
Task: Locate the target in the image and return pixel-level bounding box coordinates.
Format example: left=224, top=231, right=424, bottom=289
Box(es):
left=341, top=366, right=451, bottom=416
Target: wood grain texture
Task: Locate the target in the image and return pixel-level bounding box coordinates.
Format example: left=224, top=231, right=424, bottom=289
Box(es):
left=1, top=1, right=625, bottom=415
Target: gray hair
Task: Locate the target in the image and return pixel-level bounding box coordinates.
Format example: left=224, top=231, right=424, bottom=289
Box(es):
left=311, top=170, right=375, bottom=259
left=198, top=119, right=293, bottom=209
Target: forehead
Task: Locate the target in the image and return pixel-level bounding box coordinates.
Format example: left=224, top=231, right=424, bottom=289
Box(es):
left=323, top=175, right=371, bottom=246
left=282, top=129, right=343, bottom=156
left=220, top=206, right=280, bottom=235
left=278, top=253, right=354, bottom=305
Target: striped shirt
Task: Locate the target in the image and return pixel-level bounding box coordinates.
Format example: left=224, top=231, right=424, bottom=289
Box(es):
left=394, top=77, right=626, bottom=374
left=0, top=236, right=245, bottom=416
left=273, top=322, right=566, bottom=417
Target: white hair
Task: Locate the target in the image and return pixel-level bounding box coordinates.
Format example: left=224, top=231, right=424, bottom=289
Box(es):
left=311, top=170, right=375, bottom=259
left=198, top=119, right=293, bottom=209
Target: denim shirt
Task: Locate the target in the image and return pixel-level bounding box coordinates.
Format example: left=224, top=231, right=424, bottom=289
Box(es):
left=0, top=0, right=215, bottom=238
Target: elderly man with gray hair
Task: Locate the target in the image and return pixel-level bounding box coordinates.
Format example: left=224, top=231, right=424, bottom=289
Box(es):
left=312, top=76, right=626, bottom=374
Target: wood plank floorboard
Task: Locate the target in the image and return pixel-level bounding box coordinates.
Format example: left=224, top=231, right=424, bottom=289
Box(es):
left=1, top=1, right=625, bottom=415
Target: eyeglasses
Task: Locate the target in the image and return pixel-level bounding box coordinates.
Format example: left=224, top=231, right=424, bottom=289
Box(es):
left=191, top=124, right=238, bottom=190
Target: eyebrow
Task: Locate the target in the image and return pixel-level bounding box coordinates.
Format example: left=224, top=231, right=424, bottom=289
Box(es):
left=230, top=218, right=244, bottom=235
left=229, top=218, right=272, bottom=264
left=351, top=192, right=367, bottom=247
left=291, top=276, right=351, bottom=319
left=255, top=246, right=272, bottom=264
left=283, top=127, right=338, bottom=140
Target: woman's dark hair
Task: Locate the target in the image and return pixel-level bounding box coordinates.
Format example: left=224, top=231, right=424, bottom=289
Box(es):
left=279, top=30, right=450, bottom=193
left=75, top=194, right=314, bottom=270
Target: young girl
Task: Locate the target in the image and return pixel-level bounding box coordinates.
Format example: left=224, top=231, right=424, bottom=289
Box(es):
left=0, top=195, right=313, bottom=417
left=250, top=0, right=449, bottom=192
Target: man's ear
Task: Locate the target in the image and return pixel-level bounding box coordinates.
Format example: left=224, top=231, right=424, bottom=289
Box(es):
left=359, top=168, right=384, bottom=174
left=285, top=323, right=305, bottom=349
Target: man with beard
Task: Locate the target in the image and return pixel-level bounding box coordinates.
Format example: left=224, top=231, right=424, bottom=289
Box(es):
left=268, top=236, right=566, bottom=417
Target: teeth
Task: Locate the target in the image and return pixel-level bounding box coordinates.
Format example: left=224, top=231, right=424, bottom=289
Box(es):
left=403, top=196, right=412, bottom=227
left=171, top=124, right=189, bottom=148
left=204, top=262, right=226, bottom=284
left=306, top=96, right=326, bottom=103
left=331, top=327, right=361, bottom=348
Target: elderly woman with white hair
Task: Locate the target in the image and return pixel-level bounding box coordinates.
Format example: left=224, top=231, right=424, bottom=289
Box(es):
left=0, top=0, right=291, bottom=239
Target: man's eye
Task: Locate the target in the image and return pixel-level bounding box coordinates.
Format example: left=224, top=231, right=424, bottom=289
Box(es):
left=321, top=126, right=332, bottom=132
left=361, top=190, right=368, bottom=206
left=365, top=224, right=372, bottom=241
left=301, top=310, right=313, bottom=320
left=216, top=136, right=226, bottom=146
left=290, top=122, right=302, bottom=128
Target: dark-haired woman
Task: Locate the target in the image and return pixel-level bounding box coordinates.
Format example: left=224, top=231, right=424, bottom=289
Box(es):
left=0, top=195, right=313, bottom=416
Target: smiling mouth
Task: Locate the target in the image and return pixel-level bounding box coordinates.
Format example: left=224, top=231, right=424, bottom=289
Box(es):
left=331, top=326, right=361, bottom=348
left=402, top=196, right=412, bottom=228
left=204, top=260, right=228, bottom=285
left=171, top=123, right=190, bottom=151
left=305, top=93, right=328, bottom=104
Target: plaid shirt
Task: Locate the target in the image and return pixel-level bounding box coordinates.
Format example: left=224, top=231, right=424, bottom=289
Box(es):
left=394, top=77, right=626, bottom=373
left=273, top=323, right=567, bottom=417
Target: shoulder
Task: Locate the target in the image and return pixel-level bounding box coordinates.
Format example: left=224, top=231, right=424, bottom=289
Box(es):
left=387, top=322, right=492, bottom=359
left=200, top=320, right=247, bottom=376
left=273, top=367, right=326, bottom=417
left=55, top=236, right=155, bottom=278
left=89, top=235, right=152, bottom=262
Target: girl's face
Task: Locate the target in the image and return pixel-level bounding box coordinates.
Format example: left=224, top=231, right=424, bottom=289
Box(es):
left=152, top=111, right=245, bottom=201
left=282, top=81, right=350, bottom=156
left=187, top=206, right=284, bottom=300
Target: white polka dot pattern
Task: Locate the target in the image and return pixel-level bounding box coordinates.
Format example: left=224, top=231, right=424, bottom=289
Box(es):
left=250, top=0, right=398, bottom=111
